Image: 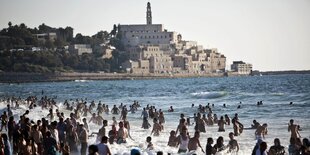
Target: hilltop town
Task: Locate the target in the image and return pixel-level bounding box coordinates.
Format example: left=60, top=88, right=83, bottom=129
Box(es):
left=0, top=2, right=254, bottom=82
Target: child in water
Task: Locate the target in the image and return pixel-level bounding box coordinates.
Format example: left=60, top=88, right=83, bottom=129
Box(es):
left=146, top=136, right=154, bottom=150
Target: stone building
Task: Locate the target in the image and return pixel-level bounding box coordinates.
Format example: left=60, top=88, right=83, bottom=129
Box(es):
left=122, top=60, right=149, bottom=74
left=231, top=61, right=253, bottom=75
left=206, top=49, right=226, bottom=72
left=122, top=45, right=173, bottom=74
left=118, top=2, right=178, bottom=48
left=149, top=54, right=173, bottom=74
left=120, top=2, right=227, bottom=75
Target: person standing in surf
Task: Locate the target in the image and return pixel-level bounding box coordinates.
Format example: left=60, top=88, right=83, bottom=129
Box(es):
left=177, top=126, right=189, bottom=153
left=228, top=132, right=239, bottom=153
left=288, top=119, right=301, bottom=139
left=188, top=131, right=205, bottom=153
left=117, top=121, right=128, bottom=144
left=218, top=116, right=226, bottom=132
left=151, top=118, right=162, bottom=136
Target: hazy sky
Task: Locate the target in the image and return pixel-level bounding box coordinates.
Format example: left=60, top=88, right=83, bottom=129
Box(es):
left=1, top=0, right=309, bottom=71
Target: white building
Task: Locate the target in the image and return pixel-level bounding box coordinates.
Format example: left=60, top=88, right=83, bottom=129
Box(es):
left=231, top=61, right=253, bottom=75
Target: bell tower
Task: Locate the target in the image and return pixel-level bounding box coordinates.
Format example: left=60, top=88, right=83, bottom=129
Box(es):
left=146, top=2, right=152, bottom=25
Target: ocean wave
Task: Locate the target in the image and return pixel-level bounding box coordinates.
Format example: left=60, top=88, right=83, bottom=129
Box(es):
left=270, top=92, right=285, bottom=96
left=190, top=91, right=227, bottom=99
left=74, top=80, right=92, bottom=82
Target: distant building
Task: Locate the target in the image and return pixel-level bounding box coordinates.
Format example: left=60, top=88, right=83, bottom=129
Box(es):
left=34, top=32, right=57, bottom=43
left=69, top=44, right=93, bottom=55
left=119, top=2, right=178, bottom=48
left=149, top=54, right=173, bottom=74
left=129, top=45, right=164, bottom=60
left=120, top=2, right=227, bottom=75
left=206, top=49, right=226, bottom=72
left=93, top=44, right=114, bottom=59
left=231, top=61, right=252, bottom=75
left=122, top=59, right=149, bottom=74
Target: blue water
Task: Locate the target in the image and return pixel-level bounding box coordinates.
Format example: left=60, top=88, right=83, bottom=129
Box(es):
left=1, top=74, right=309, bottom=109
left=0, top=74, right=309, bottom=154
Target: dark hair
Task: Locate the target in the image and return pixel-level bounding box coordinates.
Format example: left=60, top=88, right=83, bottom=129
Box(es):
left=46, top=131, right=51, bottom=137
left=88, top=145, right=98, bottom=153
left=146, top=136, right=152, bottom=142
left=1, top=133, right=8, bottom=141
left=157, top=151, right=163, bottom=155
left=260, top=142, right=267, bottom=155
left=216, top=136, right=224, bottom=146
left=274, top=138, right=280, bottom=145
left=101, top=136, right=108, bottom=143
left=207, top=137, right=213, bottom=144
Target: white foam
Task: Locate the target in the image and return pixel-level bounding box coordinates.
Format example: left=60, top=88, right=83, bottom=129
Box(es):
left=1, top=100, right=309, bottom=155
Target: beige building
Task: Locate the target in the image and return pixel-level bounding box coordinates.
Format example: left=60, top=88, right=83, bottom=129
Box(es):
left=123, top=45, right=173, bottom=74
left=149, top=55, right=173, bottom=74
left=129, top=45, right=164, bottom=60
left=122, top=60, right=149, bottom=74
left=119, top=2, right=178, bottom=48
left=120, top=2, right=227, bottom=75
left=206, top=48, right=226, bottom=72
left=231, top=61, right=253, bottom=75
left=94, top=44, right=114, bottom=59
left=173, top=53, right=210, bottom=74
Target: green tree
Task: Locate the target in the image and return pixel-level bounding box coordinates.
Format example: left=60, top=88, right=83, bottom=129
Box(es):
left=45, top=40, right=55, bottom=49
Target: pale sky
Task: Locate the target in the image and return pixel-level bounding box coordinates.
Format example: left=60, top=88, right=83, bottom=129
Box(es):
left=1, top=0, right=310, bottom=71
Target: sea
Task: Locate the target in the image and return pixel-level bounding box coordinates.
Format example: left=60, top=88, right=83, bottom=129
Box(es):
left=0, top=74, right=309, bottom=155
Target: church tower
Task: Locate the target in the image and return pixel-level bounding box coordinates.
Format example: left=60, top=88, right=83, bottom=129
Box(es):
left=146, top=2, right=152, bottom=25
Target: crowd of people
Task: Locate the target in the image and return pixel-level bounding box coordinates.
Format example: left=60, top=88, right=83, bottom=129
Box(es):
left=0, top=95, right=309, bottom=155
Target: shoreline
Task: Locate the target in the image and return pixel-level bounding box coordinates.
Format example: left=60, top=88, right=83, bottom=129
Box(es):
left=1, top=70, right=309, bottom=83
left=0, top=72, right=228, bottom=83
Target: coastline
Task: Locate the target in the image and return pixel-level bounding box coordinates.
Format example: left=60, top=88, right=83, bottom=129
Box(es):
left=1, top=70, right=309, bottom=83
left=0, top=72, right=227, bottom=83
